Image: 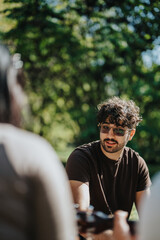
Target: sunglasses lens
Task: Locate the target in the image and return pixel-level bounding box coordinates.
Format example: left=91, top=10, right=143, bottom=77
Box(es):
left=113, top=128, right=125, bottom=136
left=101, top=125, right=110, bottom=133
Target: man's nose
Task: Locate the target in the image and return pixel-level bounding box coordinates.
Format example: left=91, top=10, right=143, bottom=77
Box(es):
left=107, top=128, right=115, bottom=137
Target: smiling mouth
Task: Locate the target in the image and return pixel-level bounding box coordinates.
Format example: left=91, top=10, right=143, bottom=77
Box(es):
left=105, top=139, right=118, bottom=146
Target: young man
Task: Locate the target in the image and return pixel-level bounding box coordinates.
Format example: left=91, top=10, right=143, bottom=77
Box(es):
left=66, top=97, right=151, bottom=239
left=0, top=43, right=77, bottom=240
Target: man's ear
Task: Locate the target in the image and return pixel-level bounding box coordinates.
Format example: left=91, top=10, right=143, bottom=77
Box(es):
left=128, top=129, right=136, bottom=141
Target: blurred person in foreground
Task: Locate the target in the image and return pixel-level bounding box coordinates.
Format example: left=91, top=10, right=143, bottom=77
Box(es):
left=113, top=172, right=160, bottom=240
left=0, top=43, right=77, bottom=240
left=66, top=96, right=151, bottom=240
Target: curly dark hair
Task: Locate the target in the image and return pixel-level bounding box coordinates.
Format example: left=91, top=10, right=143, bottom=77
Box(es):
left=97, top=96, right=142, bottom=129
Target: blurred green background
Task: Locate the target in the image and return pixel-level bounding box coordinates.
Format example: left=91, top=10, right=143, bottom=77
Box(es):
left=0, top=0, right=160, bottom=179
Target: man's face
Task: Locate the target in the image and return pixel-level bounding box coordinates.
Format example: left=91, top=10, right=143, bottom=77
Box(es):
left=99, top=120, right=135, bottom=154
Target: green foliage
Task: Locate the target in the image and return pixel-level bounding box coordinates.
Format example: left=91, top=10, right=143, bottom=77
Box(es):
left=1, top=0, right=160, bottom=164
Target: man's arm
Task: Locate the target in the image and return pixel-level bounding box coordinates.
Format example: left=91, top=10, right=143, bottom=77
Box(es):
left=69, top=180, right=116, bottom=240
left=69, top=180, right=90, bottom=211
left=113, top=211, right=135, bottom=240
left=135, top=188, right=150, bottom=214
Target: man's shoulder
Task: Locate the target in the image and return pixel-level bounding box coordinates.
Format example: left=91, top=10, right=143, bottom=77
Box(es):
left=123, top=146, right=144, bottom=162
left=77, top=140, right=100, bottom=150
left=123, top=146, right=141, bottom=158
left=75, top=140, right=100, bottom=155
left=66, top=141, right=101, bottom=180
left=68, top=140, right=100, bottom=162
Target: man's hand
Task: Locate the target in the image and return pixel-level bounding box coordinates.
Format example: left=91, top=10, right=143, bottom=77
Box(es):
left=113, top=211, right=136, bottom=240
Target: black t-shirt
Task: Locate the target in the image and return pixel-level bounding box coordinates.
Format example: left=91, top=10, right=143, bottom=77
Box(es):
left=66, top=140, right=151, bottom=216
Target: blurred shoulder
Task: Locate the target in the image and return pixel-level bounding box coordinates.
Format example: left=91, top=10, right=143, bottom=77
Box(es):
left=0, top=124, right=60, bottom=175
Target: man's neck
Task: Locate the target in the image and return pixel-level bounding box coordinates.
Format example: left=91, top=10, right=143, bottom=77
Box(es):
left=100, top=145, right=124, bottom=161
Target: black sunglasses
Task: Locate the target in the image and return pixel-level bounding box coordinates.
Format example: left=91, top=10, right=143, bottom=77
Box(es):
left=98, top=123, right=132, bottom=137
